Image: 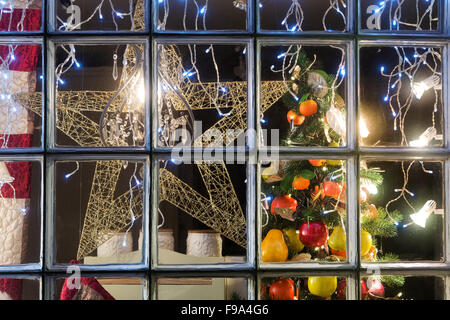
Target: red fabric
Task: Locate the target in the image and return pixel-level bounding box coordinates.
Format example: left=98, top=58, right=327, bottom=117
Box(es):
left=0, top=9, right=41, bottom=71
left=0, top=134, right=32, bottom=149
left=0, top=161, right=32, bottom=199
left=0, top=279, right=22, bottom=300
left=0, top=44, right=40, bottom=72
left=0, top=8, right=41, bottom=32
left=60, top=261, right=115, bottom=301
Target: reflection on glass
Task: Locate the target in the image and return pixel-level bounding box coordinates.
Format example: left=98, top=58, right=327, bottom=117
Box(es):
left=360, top=160, right=443, bottom=262
left=359, top=46, right=443, bottom=147
left=53, top=43, right=146, bottom=148
left=261, top=160, right=347, bottom=264
left=0, top=161, right=41, bottom=267
left=156, top=277, right=248, bottom=300
left=158, top=161, right=247, bottom=265
left=260, top=276, right=347, bottom=300
left=56, top=0, right=146, bottom=32
left=51, top=276, right=144, bottom=300
left=53, top=160, right=145, bottom=266
left=260, top=44, right=347, bottom=148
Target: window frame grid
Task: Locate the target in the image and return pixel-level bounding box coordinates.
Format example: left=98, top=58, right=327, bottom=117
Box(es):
left=151, top=152, right=256, bottom=271
left=0, top=0, right=449, bottom=300
left=150, top=272, right=255, bottom=300
left=46, top=36, right=151, bottom=152
left=256, top=38, right=356, bottom=154
left=151, top=36, right=254, bottom=154
left=357, top=0, right=447, bottom=36
left=44, top=154, right=150, bottom=272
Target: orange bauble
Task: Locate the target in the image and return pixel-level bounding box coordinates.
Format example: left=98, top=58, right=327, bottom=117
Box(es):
left=292, top=176, right=310, bottom=190
left=270, top=195, right=298, bottom=215
left=323, top=181, right=344, bottom=199
left=309, top=159, right=326, bottom=167
left=299, top=99, right=318, bottom=116
left=287, top=110, right=306, bottom=126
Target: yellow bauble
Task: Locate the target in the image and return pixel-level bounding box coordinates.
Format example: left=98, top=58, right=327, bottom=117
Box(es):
left=283, top=228, right=304, bottom=253
left=360, top=230, right=373, bottom=256
left=261, top=229, right=289, bottom=262
left=327, top=142, right=343, bottom=166
left=308, top=277, right=337, bottom=298
left=262, top=163, right=278, bottom=181
left=328, top=225, right=346, bottom=252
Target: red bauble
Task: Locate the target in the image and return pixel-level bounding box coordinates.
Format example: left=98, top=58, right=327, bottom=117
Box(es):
left=336, top=280, right=368, bottom=300
left=269, top=278, right=296, bottom=300
left=299, top=221, right=328, bottom=247
left=367, top=279, right=385, bottom=298
left=270, top=195, right=298, bottom=215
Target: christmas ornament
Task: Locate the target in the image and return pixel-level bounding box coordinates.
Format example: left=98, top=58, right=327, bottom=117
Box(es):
left=292, top=176, right=310, bottom=190
left=307, top=276, right=337, bottom=298
left=307, top=71, right=328, bottom=98
left=270, top=195, right=298, bottom=221
left=364, top=204, right=379, bottom=219
left=360, top=230, right=373, bottom=256
left=331, top=248, right=346, bottom=259
left=299, top=221, right=328, bottom=247
left=309, top=159, right=326, bottom=167
left=269, top=278, right=296, bottom=300
left=261, top=229, right=289, bottom=262
left=283, top=228, right=304, bottom=253
left=323, top=181, right=344, bottom=200
left=325, top=107, right=346, bottom=137
left=363, top=245, right=378, bottom=262
left=337, top=280, right=368, bottom=300
left=286, top=110, right=305, bottom=126
left=326, top=142, right=342, bottom=166
left=299, top=99, right=318, bottom=116
left=367, top=278, right=385, bottom=298
left=262, top=161, right=283, bottom=183
left=328, top=225, right=346, bottom=252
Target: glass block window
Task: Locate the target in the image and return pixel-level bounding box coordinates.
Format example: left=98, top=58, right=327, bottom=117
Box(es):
left=1, top=1, right=450, bottom=301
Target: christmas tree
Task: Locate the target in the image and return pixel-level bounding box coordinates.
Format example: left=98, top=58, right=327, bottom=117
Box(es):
left=261, top=48, right=404, bottom=300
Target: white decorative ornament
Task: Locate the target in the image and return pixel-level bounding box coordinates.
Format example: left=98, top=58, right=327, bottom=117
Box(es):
left=366, top=5, right=382, bottom=30
left=410, top=200, right=436, bottom=228
left=326, top=107, right=346, bottom=138
left=186, top=230, right=222, bottom=257
left=307, top=72, right=328, bottom=98
left=158, top=229, right=175, bottom=251
left=411, top=75, right=441, bottom=100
